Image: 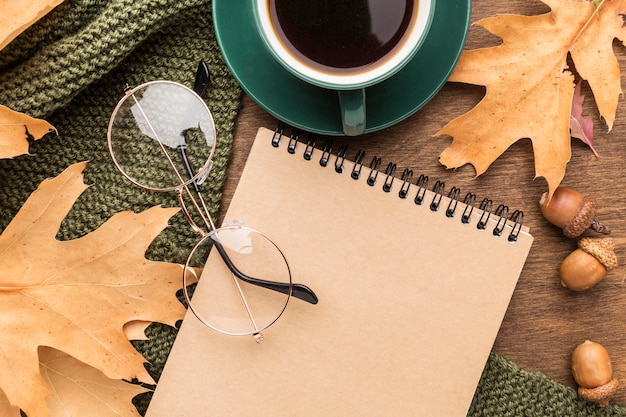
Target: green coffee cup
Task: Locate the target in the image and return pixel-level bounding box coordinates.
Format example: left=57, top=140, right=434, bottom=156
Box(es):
left=254, top=0, right=436, bottom=136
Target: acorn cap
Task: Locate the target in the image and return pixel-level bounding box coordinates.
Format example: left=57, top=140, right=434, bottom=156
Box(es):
left=578, top=237, right=618, bottom=271
left=563, top=196, right=597, bottom=238
left=578, top=377, right=619, bottom=407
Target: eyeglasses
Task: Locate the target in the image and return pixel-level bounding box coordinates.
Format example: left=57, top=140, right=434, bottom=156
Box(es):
left=106, top=65, right=318, bottom=342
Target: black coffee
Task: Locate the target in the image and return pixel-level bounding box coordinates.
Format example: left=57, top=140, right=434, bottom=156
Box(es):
left=269, top=0, right=415, bottom=72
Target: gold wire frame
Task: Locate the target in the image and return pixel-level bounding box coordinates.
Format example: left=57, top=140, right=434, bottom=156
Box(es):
left=106, top=80, right=315, bottom=342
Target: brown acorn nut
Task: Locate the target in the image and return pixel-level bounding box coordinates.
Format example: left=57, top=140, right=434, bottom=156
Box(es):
left=559, top=237, right=618, bottom=291
left=539, top=187, right=610, bottom=238
left=571, top=340, right=619, bottom=407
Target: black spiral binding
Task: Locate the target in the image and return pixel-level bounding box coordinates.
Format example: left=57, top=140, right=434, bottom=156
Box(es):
left=398, top=168, right=412, bottom=199
left=414, top=174, right=428, bottom=205
left=351, top=150, right=365, bottom=180
left=366, top=157, right=382, bottom=186
left=335, top=143, right=348, bottom=174
left=271, top=124, right=525, bottom=243
left=304, top=135, right=316, bottom=161
left=461, top=192, right=477, bottom=224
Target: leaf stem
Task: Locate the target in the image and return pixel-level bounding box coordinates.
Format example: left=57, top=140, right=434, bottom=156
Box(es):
left=572, top=0, right=605, bottom=47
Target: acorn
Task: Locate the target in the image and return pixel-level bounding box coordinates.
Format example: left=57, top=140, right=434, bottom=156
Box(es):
left=539, top=187, right=610, bottom=238
left=571, top=340, right=619, bottom=407
left=559, top=237, right=618, bottom=291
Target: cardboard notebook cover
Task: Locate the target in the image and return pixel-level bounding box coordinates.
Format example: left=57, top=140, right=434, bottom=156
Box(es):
left=146, top=127, right=534, bottom=416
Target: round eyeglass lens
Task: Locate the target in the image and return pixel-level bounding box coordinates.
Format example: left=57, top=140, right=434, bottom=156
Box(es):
left=107, top=81, right=216, bottom=192
left=183, top=225, right=292, bottom=337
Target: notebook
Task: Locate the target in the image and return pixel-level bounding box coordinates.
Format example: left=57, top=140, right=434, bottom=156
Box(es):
left=145, top=126, right=533, bottom=417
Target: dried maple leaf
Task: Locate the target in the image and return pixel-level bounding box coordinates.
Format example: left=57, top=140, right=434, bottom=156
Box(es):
left=436, top=0, right=625, bottom=198
left=0, top=348, right=148, bottom=417
left=40, top=348, right=149, bottom=417
left=570, top=81, right=598, bottom=156
left=0, top=162, right=188, bottom=417
left=0, top=0, right=64, bottom=51
left=0, top=0, right=61, bottom=160
left=0, top=104, right=57, bottom=159
left=10, top=348, right=149, bottom=417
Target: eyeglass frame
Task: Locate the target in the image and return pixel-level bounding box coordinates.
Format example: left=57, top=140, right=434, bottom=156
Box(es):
left=106, top=63, right=318, bottom=342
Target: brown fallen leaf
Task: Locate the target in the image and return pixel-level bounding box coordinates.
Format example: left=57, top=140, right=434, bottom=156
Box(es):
left=437, top=0, right=625, bottom=199
left=0, top=104, right=57, bottom=158
left=570, top=81, right=598, bottom=156
left=0, top=0, right=61, bottom=160
left=40, top=348, right=148, bottom=417
left=0, top=347, right=148, bottom=417
left=0, top=162, right=188, bottom=417
left=0, top=0, right=64, bottom=51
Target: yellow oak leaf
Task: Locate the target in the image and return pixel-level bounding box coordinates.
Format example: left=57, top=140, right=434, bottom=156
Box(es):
left=436, top=0, right=625, bottom=199
left=0, top=162, right=188, bottom=417
left=0, top=0, right=61, bottom=159
left=0, top=0, right=64, bottom=51
left=0, top=348, right=148, bottom=417
left=40, top=348, right=149, bottom=417
left=0, top=104, right=57, bottom=158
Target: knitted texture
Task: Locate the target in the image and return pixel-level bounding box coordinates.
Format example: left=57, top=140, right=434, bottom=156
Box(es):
left=0, top=1, right=625, bottom=416
left=469, top=353, right=626, bottom=417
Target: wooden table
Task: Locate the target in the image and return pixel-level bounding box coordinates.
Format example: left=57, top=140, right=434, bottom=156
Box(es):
left=221, top=0, right=626, bottom=404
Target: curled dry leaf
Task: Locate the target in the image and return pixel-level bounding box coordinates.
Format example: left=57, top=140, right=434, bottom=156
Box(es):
left=0, top=0, right=64, bottom=50
left=0, top=162, right=188, bottom=417
left=437, top=0, right=625, bottom=199
left=0, top=105, right=57, bottom=159
left=570, top=81, right=598, bottom=156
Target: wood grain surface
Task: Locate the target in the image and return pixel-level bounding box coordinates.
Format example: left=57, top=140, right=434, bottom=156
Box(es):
left=220, top=0, right=626, bottom=403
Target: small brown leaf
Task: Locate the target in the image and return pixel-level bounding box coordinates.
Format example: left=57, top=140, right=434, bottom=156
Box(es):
left=570, top=81, right=598, bottom=156
left=0, top=105, right=57, bottom=158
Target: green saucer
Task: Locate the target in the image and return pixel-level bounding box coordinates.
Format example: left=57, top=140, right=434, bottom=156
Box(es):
left=213, top=0, right=471, bottom=136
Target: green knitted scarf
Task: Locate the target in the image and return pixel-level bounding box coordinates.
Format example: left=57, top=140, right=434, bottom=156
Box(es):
left=0, top=1, right=624, bottom=416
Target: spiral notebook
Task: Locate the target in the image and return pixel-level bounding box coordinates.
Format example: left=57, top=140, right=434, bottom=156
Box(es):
left=146, top=126, right=534, bottom=417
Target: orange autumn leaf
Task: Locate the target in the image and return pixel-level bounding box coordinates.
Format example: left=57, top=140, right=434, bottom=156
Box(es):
left=0, top=0, right=64, bottom=50
left=436, top=0, right=625, bottom=199
left=40, top=348, right=149, bottom=417
left=0, top=348, right=148, bottom=417
left=0, top=0, right=62, bottom=159
left=0, top=104, right=57, bottom=158
left=0, top=162, right=188, bottom=417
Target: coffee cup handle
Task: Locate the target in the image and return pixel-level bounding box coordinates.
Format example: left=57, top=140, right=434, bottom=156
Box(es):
left=338, top=89, right=366, bottom=136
